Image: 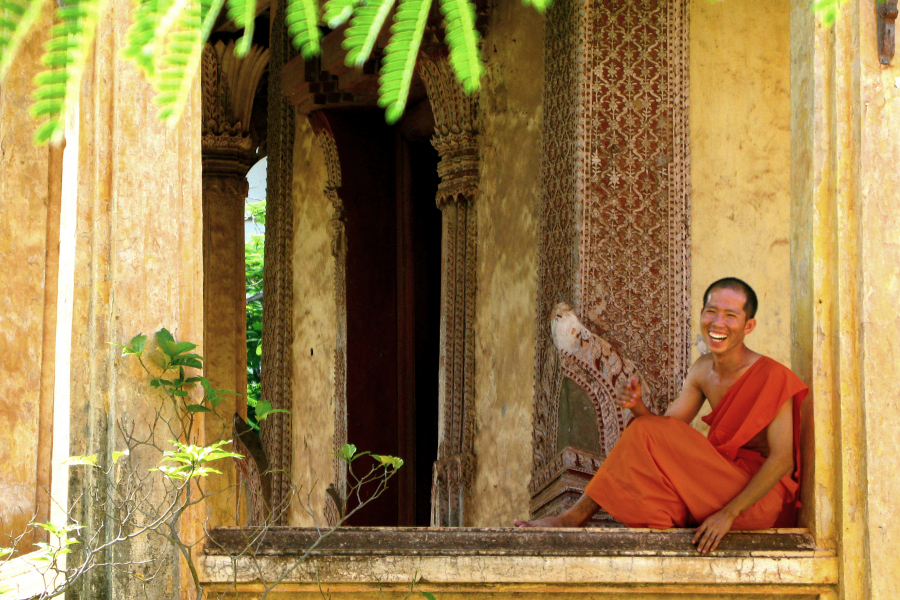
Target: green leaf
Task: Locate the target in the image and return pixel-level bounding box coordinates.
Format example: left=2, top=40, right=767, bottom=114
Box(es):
left=813, top=0, right=844, bottom=26
left=155, top=328, right=175, bottom=346
left=170, top=356, right=203, bottom=369
left=323, top=0, right=361, bottom=29
left=0, top=547, right=13, bottom=558
left=62, top=455, right=99, bottom=467
left=225, top=0, right=256, bottom=56
left=185, top=404, right=212, bottom=413
left=30, top=0, right=109, bottom=145
left=372, top=454, right=404, bottom=469
left=343, top=0, right=395, bottom=68
left=129, top=333, right=148, bottom=355
left=112, top=450, right=130, bottom=463
left=419, top=593, right=437, bottom=600
left=0, top=0, right=46, bottom=83
left=377, top=0, right=431, bottom=124
left=285, top=0, right=321, bottom=60
left=438, top=0, right=483, bottom=94
left=520, top=0, right=552, bottom=14
left=255, top=399, right=291, bottom=421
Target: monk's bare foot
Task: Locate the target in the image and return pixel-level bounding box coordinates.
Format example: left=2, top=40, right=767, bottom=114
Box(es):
left=513, top=516, right=566, bottom=527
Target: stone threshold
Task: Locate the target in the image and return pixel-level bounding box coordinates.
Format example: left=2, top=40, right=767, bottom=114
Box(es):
left=200, top=527, right=838, bottom=592
left=205, top=526, right=825, bottom=558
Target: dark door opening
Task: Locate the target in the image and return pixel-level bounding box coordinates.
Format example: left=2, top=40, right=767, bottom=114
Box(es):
left=325, top=109, right=441, bottom=526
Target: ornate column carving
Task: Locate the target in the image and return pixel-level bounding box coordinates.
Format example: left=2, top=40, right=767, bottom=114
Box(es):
left=201, top=39, right=269, bottom=525
left=259, top=5, right=297, bottom=524
left=531, top=0, right=691, bottom=518
left=418, top=51, right=480, bottom=527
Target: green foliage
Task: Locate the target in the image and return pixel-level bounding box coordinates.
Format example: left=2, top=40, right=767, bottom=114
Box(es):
left=519, top=0, right=551, bottom=13
left=322, top=0, right=361, bottom=29
left=30, top=0, right=106, bottom=145
left=153, top=0, right=226, bottom=122
left=0, top=0, right=44, bottom=82
left=246, top=200, right=265, bottom=425
left=285, top=0, right=321, bottom=60
left=439, top=0, right=483, bottom=94
left=225, top=0, right=257, bottom=56
left=61, top=455, right=99, bottom=467
left=154, top=439, right=243, bottom=480
left=812, top=0, right=845, bottom=26
left=254, top=399, right=290, bottom=421
left=377, top=0, right=431, bottom=124
left=32, top=523, right=81, bottom=564
left=342, top=0, right=395, bottom=68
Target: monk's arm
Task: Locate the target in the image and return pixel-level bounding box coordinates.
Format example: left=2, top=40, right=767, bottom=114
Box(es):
left=662, top=365, right=705, bottom=423
left=693, top=399, right=794, bottom=553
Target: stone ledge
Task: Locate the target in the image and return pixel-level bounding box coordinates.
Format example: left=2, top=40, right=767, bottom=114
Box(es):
left=199, top=527, right=838, bottom=591
left=204, top=526, right=822, bottom=557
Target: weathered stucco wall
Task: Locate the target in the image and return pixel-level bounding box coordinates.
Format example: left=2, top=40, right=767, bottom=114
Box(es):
left=0, top=5, right=56, bottom=552
left=289, top=115, right=337, bottom=525
left=858, top=10, right=900, bottom=596
left=690, top=0, right=792, bottom=368
left=470, top=0, right=543, bottom=526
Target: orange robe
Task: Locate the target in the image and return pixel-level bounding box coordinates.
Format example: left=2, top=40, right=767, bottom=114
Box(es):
left=584, top=357, right=808, bottom=529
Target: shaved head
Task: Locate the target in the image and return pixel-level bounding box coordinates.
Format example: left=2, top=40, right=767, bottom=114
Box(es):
left=703, top=278, right=758, bottom=319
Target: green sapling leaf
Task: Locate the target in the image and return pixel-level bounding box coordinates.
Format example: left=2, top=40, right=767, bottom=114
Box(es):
left=62, top=455, right=99, bottom=467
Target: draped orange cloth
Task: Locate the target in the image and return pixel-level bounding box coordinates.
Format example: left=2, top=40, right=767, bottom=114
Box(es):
left=584, top=357, right=808, bottom=529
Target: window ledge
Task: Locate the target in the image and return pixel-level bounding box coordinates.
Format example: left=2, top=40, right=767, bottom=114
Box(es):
left=200, top=527, right=837, bottom=594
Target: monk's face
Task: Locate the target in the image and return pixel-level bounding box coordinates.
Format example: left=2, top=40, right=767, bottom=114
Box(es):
left=700, top=287, right=757, bottom=354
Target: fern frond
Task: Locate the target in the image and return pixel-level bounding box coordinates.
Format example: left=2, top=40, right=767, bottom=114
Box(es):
left=343, top=0, right=394, bottom=68
left=224, top=0, right=256, bottom=57
left=520, top=0, right=552, bottom=14
left=322, top=0, right=359, bottom=29
left=152, top=0, right=225, bottom=123
left=377, top=0, right=430, bottom=124
left=30, top=0, right=107, bottom=145
left=122, top=0, right=170, bottom=77
left=0, top=0, right=46, bottom=83
left=285, top=0, right=320, bottom=60
left=438, top=0, right=482, bottom=93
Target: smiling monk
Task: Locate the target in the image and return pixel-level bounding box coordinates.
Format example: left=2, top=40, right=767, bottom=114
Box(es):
left=514, top=278, right=808, bottom=554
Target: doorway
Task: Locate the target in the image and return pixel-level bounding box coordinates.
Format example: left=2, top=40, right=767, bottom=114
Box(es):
left=324, top=109, right=441, bottom=526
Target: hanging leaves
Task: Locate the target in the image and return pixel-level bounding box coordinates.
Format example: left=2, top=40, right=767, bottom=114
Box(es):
left=438, top=0, right=482, bottom=94
left=342, top=0, right=395, bottom=68
left=0, top=0, right=45, bottom=82
left=377, top=0, right=430, bottom=124
left=285, top=0, right=321, bottom=59
left=30, top=0, right=107, bottom=145
left=224, top=0, right=257, bottom=56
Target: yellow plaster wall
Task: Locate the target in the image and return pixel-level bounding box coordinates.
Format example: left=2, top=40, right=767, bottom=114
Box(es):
left=289, top=116, right=337, bottom=525
left=856, top=6, right=900, bottom=598
left=690, top=0, right=792, bottom=368
left=470, top=0, right=544, bottom=526
left=0, top=6, right=55, bottom=552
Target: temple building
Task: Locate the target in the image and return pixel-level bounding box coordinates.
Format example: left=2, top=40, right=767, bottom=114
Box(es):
left=0, top=0, right=897, bottom=598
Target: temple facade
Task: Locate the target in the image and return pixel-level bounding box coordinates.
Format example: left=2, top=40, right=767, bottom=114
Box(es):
left=0, top=0, right=897, bottom=598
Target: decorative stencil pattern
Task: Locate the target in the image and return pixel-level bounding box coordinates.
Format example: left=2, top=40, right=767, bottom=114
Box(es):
left=532, top=0, right=691, bottom=486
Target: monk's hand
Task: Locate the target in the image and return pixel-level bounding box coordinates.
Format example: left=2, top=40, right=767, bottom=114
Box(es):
left=614, top=376, right=642, bottom=409
left=692, top=509, right=737, bottom=554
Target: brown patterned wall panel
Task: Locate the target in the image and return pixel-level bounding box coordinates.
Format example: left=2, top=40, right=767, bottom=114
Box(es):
left=532, top=0, right=691, bottom=503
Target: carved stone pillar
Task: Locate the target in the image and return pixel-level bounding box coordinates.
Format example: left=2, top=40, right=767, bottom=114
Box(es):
left=418, top=51, right=480, bottom=527
left=531, top=0, right=691, bottom=518
left=201, top=40, right=269, bottom=526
